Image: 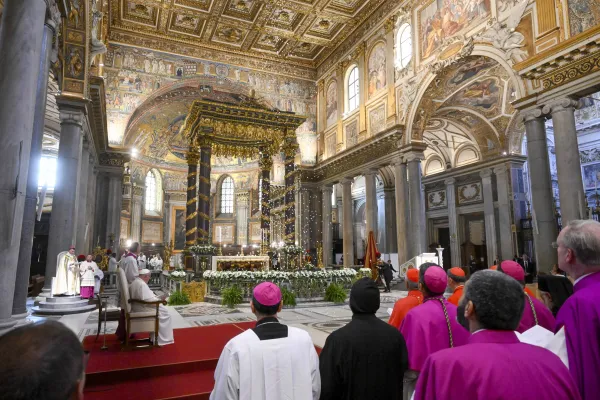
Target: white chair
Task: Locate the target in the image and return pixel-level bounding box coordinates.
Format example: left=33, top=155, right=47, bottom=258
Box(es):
left=117, top=268, right=165, bottom=348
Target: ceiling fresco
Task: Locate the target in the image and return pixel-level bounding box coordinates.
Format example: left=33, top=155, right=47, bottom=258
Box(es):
left=109, top=0, right=387, bottom=71
left=417, top=56, right=516, bottom=159
left=104, top=44, right=317, bottom=163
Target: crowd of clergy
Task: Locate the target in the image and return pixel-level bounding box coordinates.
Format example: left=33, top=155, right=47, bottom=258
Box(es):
left=210, top=219, right=599, bottom=400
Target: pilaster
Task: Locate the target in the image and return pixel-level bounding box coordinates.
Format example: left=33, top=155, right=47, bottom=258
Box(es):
left=321, top=186, right=333, bottom=267
left=444, top=177, right=461, bottom=267
left=480, top=168, right=497, bottom=268
left=341, top=178, right=354, bottom=267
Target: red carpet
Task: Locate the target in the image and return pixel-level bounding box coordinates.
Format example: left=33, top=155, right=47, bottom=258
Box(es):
left=83, top=321, right=320, bottom=400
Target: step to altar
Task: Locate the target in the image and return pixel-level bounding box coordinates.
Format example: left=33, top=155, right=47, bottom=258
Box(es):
left=31, top=295, right=97, bottom=315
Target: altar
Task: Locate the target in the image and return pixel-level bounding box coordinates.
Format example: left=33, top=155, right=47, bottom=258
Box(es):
left=211, top=256, right=270, bottom=271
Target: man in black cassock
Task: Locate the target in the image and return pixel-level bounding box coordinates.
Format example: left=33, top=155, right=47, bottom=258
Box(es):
left=319, top=278, right=408, bottom=400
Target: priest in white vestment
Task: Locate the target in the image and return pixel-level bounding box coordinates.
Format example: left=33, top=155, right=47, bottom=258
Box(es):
left=53, top=246, right=80, bottom=296
left=138, top=252, right=147, bottom=269
left=108, top=253, right=118, bottom=273
left=211, top=282, right=320, bottom=400
left=129, top=269, right=174, bottom=346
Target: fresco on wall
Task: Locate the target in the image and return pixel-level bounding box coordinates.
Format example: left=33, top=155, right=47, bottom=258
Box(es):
left=568, top=0, right=600, bottom=36
left=346, top=120, right=358, bottom=147
left=420, top=0, right=491, bottom=59
left=326, top=81, right=338, bottom=127
left=326, top=134, right=336, bottom=158
left=368, top=43, right=386, bottom=98
left=448, top=77, right=501, bottom=116
left=369, top=105, right=386, bottom=135
left=582, top=162, right=600, bottom=189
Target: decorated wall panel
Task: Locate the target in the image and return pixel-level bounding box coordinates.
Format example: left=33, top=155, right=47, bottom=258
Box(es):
left=427, top=190, right=447, bottom=210
left=568, top=0, right=600, bottom=37
left=457, top=182, right=483, bottom=205
left=368, top=43, right=387, bottom=98
left=345, top=120, right=359, bottom=148
left=368, top=104, right=386, bottom=136
left=141, top=221, right=163, bottom=243
left=326, top=80, right=338, bottom=127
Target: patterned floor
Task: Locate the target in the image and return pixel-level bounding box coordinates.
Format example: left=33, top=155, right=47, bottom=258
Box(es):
left=24, top=289, right=409, bottom=346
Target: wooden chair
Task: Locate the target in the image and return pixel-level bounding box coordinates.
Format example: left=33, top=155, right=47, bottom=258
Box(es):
left=116, top=268, right=165, bottom=348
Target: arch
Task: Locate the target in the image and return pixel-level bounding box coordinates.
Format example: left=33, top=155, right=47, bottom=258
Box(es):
left=453, top=143, right=481, bottom=167
left=345, top=63, right=360, bottom=113
left=424, top=155, right=446, bottom=176
left=404, top=47, right=526, bottom=146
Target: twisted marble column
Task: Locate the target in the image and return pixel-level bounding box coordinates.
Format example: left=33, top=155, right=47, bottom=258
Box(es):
left=283, top=138, right=298, bottom=245
left=197, top=143, right=212, bottom=244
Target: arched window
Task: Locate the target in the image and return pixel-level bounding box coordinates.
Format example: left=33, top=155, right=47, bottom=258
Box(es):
left=396, top=24, right=412, bottom=69
left=347, top=66, right=360, bottom=112
left=145, top=171, right=157, bottom=212
left=221, top=176, right=234, bottom=214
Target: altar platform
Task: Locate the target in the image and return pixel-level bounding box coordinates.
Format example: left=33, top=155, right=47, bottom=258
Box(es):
left=211, top=255, right=269, bottom=271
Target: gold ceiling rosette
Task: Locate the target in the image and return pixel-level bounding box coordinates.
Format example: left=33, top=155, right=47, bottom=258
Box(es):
left=181, top=97, right=307, bottom=157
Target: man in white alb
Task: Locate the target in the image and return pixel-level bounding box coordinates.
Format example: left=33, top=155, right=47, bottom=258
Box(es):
left=129, top=269, right=174, bottom=346
left=211, top=282, right=320, bottom=400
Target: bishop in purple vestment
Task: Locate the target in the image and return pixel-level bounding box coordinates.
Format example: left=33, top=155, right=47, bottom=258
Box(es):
left=499, top=260, right=556, bottom=332
left=415, top=270, right=580, bottom=400
left=554, top=219, right=600, bottom=400
left=399, top=264, right=470, bottom=372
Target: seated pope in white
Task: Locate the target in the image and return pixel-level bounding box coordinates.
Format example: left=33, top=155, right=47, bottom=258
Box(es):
left=129, top=269, right=174, bottom=346
left=211, top=282, right=320, bottom=400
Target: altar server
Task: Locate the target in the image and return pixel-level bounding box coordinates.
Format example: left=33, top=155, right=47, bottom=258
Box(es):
left=414, top=270, right=580, bottom=400
left=446, top=267, right=466, bottom=306
left=211, top=282, right=320, bottom=400
left=388, top=268, right=423, bottom=329
left=499, top=260, right=555, bottom=333
left=79, top=255, right=98, bottom=299
left=555, top=220, right=600, bottom=400
left=130, top=269, right=174, bottom=346
left=320, top=278, right=408, bottom=399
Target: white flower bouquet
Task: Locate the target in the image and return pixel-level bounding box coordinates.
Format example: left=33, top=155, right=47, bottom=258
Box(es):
left=170, top=269, right=187, bottom=281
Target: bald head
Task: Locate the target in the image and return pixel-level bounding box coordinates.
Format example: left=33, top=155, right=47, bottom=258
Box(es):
left=0, top=320, right=85, bottom=400
left=557, top=220, right=600, bottom=280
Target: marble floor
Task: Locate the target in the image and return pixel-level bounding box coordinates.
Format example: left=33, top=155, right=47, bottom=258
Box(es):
left=25, top=290, right=410, bottom=347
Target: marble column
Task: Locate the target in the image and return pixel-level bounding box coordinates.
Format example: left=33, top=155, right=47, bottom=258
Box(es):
left=543, top=98, right=585, bottom=224
left=43, top=100, right=86, bottom=292
left=341, top=178, right=354, bottom=267
left=494, top=165, right=515, bottom=261
left=445, top=178, right=461, bottom=267
left=185, top=148, right=199, bottom=248
left=299, top=187, right=312, bottom=250
left=108, top=173, right=124, bottom=251
left=93, top=172, right=109, bottom=249
left=407, top=153, right=426, bottom=257
left=236, top=192, right=249, bottom=246
left=394, top=161, right=409, bottom=265
left=75, top=140, right=90, bottom=251
left=364, top=169, right=378, bottom=239
left=523, top=109, right=558, bottom=271
left=85, top=158, right=98, bottom=252
left=383, top=188, right=397, bottom=253
left=130, top=185, right=143, bottom=242
left=480, top=168, right=497, bottom=267
left=283, top=136, right=298, bottom=245
left=321, top=186, right=333, bottom=267
left=12, top=19, right=55, bottom=319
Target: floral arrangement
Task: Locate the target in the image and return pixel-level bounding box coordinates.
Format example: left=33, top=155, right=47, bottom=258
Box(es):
left=189, top=244, right=216, bottom=255
left=170, top=269, right=187, bottom=281
left=304, top=262, right=316, bottom=270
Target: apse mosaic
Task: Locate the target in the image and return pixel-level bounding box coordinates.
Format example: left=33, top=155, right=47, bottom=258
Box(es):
left=104, top=44, right=317, bottom=164
left=419, top=0, right=491, bottom=59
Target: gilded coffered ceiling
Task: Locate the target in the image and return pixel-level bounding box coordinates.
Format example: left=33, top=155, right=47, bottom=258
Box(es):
left=108, top=0, right=387, bottom=72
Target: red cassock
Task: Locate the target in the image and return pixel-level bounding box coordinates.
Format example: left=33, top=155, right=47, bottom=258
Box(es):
left=447, top=285, right=464, bottom=306
left=388, top=290, right=423, bottom=329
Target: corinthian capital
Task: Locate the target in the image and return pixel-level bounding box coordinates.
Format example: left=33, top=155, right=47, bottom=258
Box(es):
left=542, top=97, right=581, bottom=115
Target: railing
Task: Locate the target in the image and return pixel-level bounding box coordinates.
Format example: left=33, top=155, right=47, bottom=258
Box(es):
left=101, top=270, right=162, bottom=291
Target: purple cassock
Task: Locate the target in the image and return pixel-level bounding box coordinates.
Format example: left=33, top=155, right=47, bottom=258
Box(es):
left=399, top=297, right=470, bottom=372
left=517, top=294, right=556, bottom=333
left=556, top=271, right=600, bottom=400
left=414, top=330, right=581, bottom=400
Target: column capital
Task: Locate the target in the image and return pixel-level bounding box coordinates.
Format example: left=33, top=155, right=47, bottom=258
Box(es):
left=444, top=177, right=456, bottom=185
left=542, top=97, right=581, bottom=115
left=363, top=168, right=379, bottom=178
left=321, top=185, right=333, bottom=195
left=340, top=177, right=354, bottom=186
left=56, top=95, right=89, bottom=127
left=479, top=168, right=493, bottom=179
left=519, top=108, right=545, bottom=123
left=404, top=151, right=425, bottom=163
left=493, top=165, right=508, bottom=175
